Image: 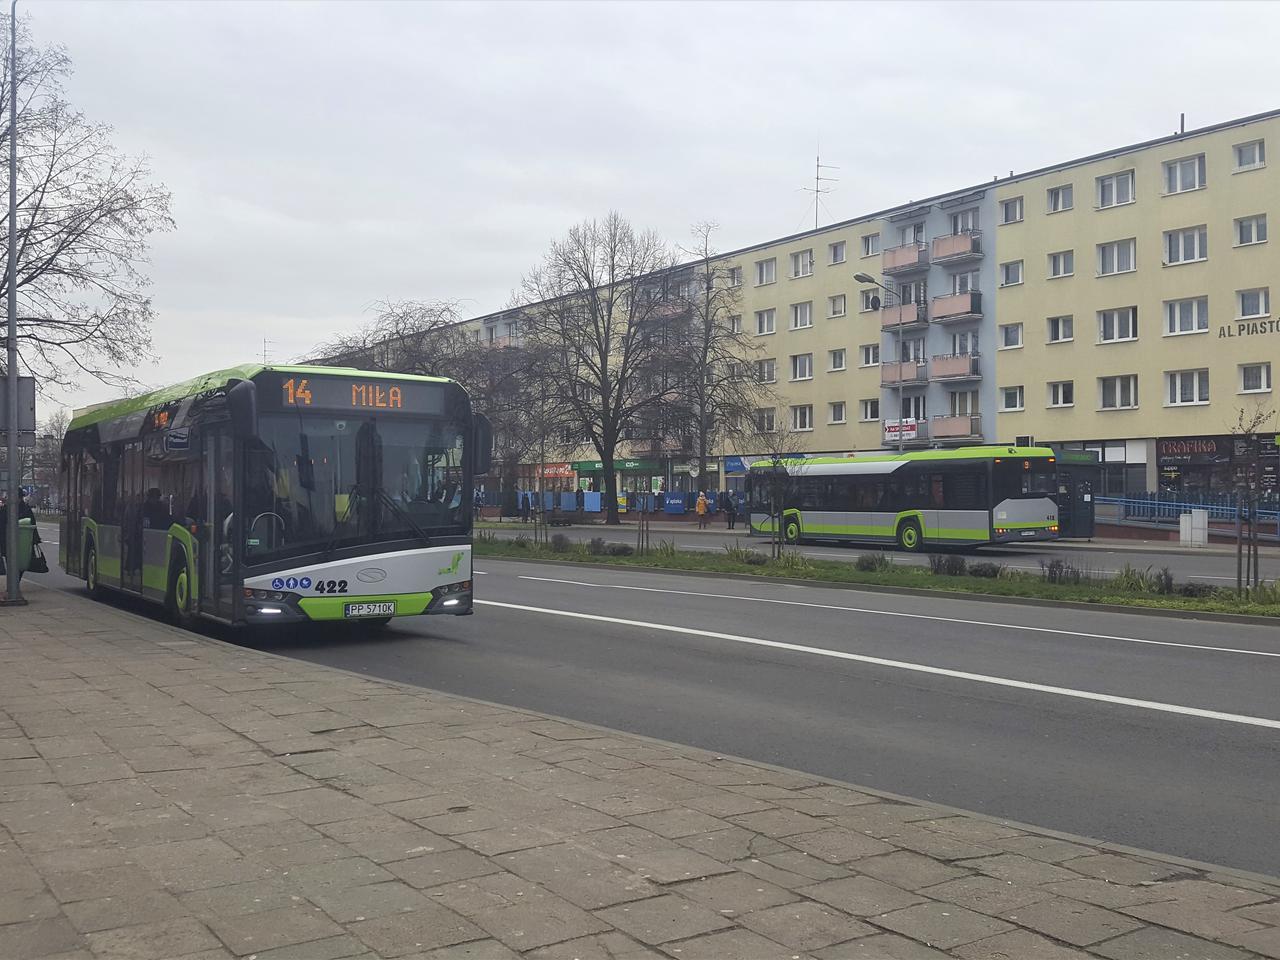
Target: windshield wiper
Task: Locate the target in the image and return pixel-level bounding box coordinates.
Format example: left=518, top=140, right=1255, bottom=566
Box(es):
left=372, top=487, right=435, bottom=548
left=321, top=483, right=361, bottom=560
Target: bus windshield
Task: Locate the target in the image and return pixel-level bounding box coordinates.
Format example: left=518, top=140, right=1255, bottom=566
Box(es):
left=993, top=458, right=1057, bottom=501
left=242, top=411, right=468, bottom=565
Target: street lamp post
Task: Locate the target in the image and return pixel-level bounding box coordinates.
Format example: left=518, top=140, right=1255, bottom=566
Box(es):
left=855, top=271, right=906, bottom=453
left=3, top=0, right=23, bottom=605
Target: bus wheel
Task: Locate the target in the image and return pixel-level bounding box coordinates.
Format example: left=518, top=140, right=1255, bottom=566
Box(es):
left=166, top=553, right=197, bottom=629
left=897, top=520, right=922, bottom=552
left=85, top=544, right=104, bottom=599
left=783, top=517, right=801, bottom=544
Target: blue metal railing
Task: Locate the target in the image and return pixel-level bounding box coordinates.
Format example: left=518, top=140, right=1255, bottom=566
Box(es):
left=1095, top=492, right=1280, bottom=539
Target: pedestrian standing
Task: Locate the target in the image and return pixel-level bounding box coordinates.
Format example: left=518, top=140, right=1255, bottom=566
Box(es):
left=695, top=491, right=709, bottom=529
left=520, top=491, right=530, bottom=523
left=725, top=490, right=738, bottom=530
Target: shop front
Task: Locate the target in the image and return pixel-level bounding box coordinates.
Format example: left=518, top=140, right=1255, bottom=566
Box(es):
left=570, top=459, right=662, bottom=494
left=1156, top=435, right=1279, bottom=496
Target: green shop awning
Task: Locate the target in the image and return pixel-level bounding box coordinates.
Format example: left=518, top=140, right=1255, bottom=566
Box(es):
left=571, top=459, right=661, bottom=473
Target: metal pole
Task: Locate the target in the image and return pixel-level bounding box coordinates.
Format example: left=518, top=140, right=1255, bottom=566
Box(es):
left=4, top=0, right=23, bottom=605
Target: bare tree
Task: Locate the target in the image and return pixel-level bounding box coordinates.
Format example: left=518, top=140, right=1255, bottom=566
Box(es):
left=742, top=405, right=807, bottom=559
left=1227, top=402, right=1277, bottom=596
left=1, top=16, right=173, bottom=391
left=515, top=213, right=681, bottom=525
left=672, top=222, right=764, bottom=486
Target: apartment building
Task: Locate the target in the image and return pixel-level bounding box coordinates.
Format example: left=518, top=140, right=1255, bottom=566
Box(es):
left=462, top=108, right=1279, bottom=496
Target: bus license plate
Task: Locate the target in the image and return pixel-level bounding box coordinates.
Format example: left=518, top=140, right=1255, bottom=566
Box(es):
left=344, top=601, right=396, bottom=618
left=1020, top=530, right=1035, bottom=537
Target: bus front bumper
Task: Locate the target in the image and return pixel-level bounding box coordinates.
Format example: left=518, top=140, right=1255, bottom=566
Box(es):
left=241, top=583, right=473, bottom=623
left=992, top=526, right=1058, bottom=544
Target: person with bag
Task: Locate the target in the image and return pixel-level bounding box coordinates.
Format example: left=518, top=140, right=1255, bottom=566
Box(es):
left=0, top=491, right=46, bottom=582
left=695, top=490, right=709, bottom=529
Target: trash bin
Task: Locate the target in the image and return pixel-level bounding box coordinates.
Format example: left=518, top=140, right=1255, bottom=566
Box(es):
left=13, top=518, right=35, bottom=573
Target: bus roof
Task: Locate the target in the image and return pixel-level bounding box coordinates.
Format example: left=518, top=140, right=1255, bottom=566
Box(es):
left=749, top=445, right=1057, bottom=471
left=67, top=364, right=455, bottom=433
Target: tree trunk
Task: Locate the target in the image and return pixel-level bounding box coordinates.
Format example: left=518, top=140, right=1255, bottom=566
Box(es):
left=604, top=458, right=619, bottom=525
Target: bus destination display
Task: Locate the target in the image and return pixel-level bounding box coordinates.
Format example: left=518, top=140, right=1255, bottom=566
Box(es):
left=271, top=374, right=444, bottom=414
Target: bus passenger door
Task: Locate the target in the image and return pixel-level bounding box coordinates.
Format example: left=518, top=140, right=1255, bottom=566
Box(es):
left=120, top=440, right=144, bottom=593
left=199, top=431, right=236, bottom=619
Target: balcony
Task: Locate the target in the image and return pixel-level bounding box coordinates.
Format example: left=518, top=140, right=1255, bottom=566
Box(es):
left=931, top=231, right=983, bottom=265
left=882, top=241, right=929, bottom=275
left=877, top=301, right=929, bottom=329
left=483, top=335, right=516, bottom=349
left=931, top=414, right=983, bottom=440
left=930, top=353, right=981, bottom=380
left=931, top=290, right=983, bottom=323
left=880, top=360, right=929, bottom=385
left=882, top=418, right=929, bottom=445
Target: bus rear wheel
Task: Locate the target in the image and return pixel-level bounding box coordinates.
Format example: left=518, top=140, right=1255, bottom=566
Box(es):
left=166, top=553, right=197, bottom=629
left=85, top=544, right=104, bottom=599
left=783, top=516, right=801, bottom=544
left=897, top=520, right=922, bottom=553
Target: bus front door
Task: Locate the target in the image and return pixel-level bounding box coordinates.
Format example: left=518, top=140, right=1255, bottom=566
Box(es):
left=121, top=440, right=144, bottom=594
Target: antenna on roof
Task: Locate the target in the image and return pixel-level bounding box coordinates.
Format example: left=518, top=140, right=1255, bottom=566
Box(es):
left=262, top=338, right=272, bottom=365
left=1180, top=112, right=1186, bottom=134
left=800, top=146, right=839, bottom=230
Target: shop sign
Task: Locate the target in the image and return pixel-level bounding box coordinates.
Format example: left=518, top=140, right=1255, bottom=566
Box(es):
left=570, top=459, right=659, bottom=472
left=723, top=456, right=748, bottom=474
left=883, top=419, right=918, bottom=443
left=1156, top=436, right=1230, bottom=465
left=1218, top=318, right=1280, bottom=339
left=538, top=462, right=574, bottom=479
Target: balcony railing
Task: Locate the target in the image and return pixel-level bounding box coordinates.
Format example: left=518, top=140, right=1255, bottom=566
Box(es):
left=880, top=360, right=929, bottom=385
left=877, top=302, right=929, bottom=328
left=483, top=335, right=517, bottom=349
left=931, top=231, right=983, bottom=264
left=882, top=241, right=929, bottom=275
left=931, top=290, right=983, bottom=322
left=929, top=353, right=981, bottom=380
left=882, top=418, right=928, bottom=444
left=931, top=413, right=983, bottom=439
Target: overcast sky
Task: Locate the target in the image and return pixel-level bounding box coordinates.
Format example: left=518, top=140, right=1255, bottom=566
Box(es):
left=27, top=0, right=1280, bottom=415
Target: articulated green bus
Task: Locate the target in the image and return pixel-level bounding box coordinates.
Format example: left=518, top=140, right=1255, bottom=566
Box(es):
left=61, top=365, right=491, bottom=627
left=746, top=446, right=1060, bottom=551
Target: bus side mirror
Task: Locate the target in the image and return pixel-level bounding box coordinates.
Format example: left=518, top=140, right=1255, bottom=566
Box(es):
left=228, top=380, right=258, bottom=439
left=473, top=414, right=492, bottom=476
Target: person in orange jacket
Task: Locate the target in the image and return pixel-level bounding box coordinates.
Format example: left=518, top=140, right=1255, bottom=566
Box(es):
left=695, top=491, right=709, bottom=529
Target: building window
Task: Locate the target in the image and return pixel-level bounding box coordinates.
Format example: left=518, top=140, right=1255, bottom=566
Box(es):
left=860, top=399, right=880, bottom=422
left=1164, top=225, right=1208, bottom=265
left=859, top=343, right=879, bottom=367
left=999, top=260, right=1024, bottom=286
left=1048, top=250, right=1074, bottom=278
left=901, top=395, right=927, bottom=421
left=755, top=258, right=776, bottom=285
left=755, top=308, right=776, bottom=335
left=1166, top=369, right=1210, bottom=406
left=729, top=314, right=742, bottom=334
left=1098, top=306, right=1138, bottom=342
left=829, top=401, right=847, bottom=424
left=756, top=358, right=776, bottom=383
left=790, top=301, right=813, bottom=329
left=860, top=289, right=877, bottom=312
left=1236, top=214, right=1268, bottom=246
left=728, top=266, right=743, bottom=287
left=1000, top=386, right=1025, bottom=411
left=1164, top=297, right=1209, bottom=335
left=950, top=208, right=979, bottom=234
left=791, top=404, right=813, bottom=431
left=951, top=270, right=978, bottom=295
left=949, top=389, right=978, bottom=415
left=1097, top=170, right=1135, bottom=208
left=790, top=353, right=813, bottom=381
left=828, top=294, right=846, bottom=318
left=999, top=322, right=1023, bottom=349
left=1100, top=374, right=1139, bottom=410
left=829, top=348, right=847, bottom=371
left=790, top=250, right=814, bottom=278
left=862, top=232, right=880, bottom=257
left=1238, top=287, right=1270, bottom=318
left=1047, top=183, right=1073, bottom=212
left=1235, top=139, right=1266, bottom=171
left=1000, top=196, right=1024, bottom=224
left=900, top=222, right=925, bottom=245
left=829, top=241, right=846, bottom=265
left=900, top=337, right=925, bottom=362
left=754, top=408, right=775, bottom=433
left=1097, top=238, right=1136, bottom=276
left=1047, top=315, right=1074, bottom=343
left=1049, top=381, right=1074, bottom=407
left=1241, top=362, right=1273, bottom=393
left=951, top=330, right=978, bottom=355
left=1164, top=154, right=1207, bottom=194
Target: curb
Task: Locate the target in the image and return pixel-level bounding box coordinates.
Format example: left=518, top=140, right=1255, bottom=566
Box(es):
left=30, top=581, right=1279, bottom=893
left=474, top=551, right=1280, bottom=627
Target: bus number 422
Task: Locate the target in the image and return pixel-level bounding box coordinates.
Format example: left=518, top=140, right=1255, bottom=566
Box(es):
left=315, top=579, right=348, bottom=594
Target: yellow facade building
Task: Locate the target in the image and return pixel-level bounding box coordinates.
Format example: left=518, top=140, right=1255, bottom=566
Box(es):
left=465, top=109, right=1279, bottom=497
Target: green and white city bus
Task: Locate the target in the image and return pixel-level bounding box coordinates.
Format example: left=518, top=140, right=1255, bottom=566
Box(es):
left=746, top=446, right=1060, bottom=551
left=60, top=365, right=491, bottom=627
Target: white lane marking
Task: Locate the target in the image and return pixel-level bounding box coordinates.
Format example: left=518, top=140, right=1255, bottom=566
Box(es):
left=514, top=575, right=1280, bottom=660
left=476, top=599, right=1280, bottom=730
left=474, top=571, right=489, bottom=575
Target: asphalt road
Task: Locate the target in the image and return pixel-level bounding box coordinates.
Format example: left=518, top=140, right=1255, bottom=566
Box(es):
left=35, top=524, right=1280, bottom=875
left=483, top=521, right=1273, bottom=586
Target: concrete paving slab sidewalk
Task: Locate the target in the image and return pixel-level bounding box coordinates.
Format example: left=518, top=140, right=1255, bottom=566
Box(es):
left=2, top=586, right=1279, bottom=960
